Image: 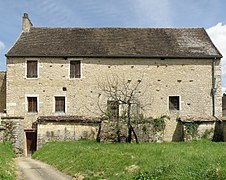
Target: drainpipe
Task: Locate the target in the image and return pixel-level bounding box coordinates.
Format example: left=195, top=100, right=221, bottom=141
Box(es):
left=212, top=57, right=217, bottom=116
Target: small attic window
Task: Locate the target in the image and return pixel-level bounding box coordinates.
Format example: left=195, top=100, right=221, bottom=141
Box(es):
left=70, top=61, right=81, bottom=78
left=169, top=96, right=180, bottom=110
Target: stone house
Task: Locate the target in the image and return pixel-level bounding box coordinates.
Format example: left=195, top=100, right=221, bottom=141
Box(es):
left=3, top=13, right=223, bottom=155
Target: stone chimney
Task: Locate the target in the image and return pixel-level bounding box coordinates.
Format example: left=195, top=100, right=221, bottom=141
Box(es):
left=22, top=13, right=33, bottom=32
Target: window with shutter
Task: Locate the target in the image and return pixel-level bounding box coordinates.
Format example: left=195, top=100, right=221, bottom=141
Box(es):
left=107, top=100, right=119, bottom=120
left=27, top=97, right=37, bottom=112
left=55, top=97, right=65, bottom=112
left=27, top=61, right=38, bottom=78
left=70, top=61, right=81, bottom=78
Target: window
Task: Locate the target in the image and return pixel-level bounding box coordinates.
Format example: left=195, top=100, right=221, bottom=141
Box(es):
left=27, top=60, right=38, bottom=78
left=55, top=97, right=65, bottom=112
left=131, top=103, right=140, bottom=116
left=27, top=97, right=37, bottom=112
left=70, top=61, right=81, bottom=78
left=107, top=100, right=119, bottom=119
left=169, top=96, right=180, bottom=110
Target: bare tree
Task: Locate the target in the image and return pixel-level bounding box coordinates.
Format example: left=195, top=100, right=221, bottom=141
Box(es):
left=97, top=74, right=149, bottom=143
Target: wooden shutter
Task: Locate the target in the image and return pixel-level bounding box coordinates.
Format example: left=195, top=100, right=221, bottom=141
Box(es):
left=70, top=61, right=81, bottom=78
left=27, top=61, right=38, bottom=78
left=55, top=97, right=65, bottom=112
left=28, top=97, right=37, bottom=112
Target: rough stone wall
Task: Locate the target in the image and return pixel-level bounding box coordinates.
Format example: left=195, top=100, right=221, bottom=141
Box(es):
left=182, top=121, right=215, bottom=141
left=0, top=126, right=5, bottom=142
left=6, top=57, right=222, bottom=141
left=37, top=122, right=99, bottom=149
left=1, top=117, right=24, bottom=155
left=98, top=119, right=171, bottom=143
left=0, top=72, right=6, bottom=113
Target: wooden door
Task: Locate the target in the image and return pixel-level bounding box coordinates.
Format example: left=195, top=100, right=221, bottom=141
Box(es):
left=26, top=131, right=37, bottom=155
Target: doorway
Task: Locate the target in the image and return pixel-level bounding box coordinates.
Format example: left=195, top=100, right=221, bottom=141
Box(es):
left=25, top=130, right=37, bottom=155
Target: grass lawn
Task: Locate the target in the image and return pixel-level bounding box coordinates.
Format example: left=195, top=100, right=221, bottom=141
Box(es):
left=33, top=140, right=226, bottom=179
left=0, top=143, right=16, bottom=180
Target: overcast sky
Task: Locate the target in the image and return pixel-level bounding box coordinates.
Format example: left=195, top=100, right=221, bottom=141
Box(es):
left=0, top=0, right=226, bottom=91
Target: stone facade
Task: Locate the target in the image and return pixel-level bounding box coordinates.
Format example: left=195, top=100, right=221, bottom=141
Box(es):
left=6, top=57, right=222, bottom=142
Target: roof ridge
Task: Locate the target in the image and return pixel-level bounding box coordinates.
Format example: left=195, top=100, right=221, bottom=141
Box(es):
left=30, top=26, right=204, bottom=30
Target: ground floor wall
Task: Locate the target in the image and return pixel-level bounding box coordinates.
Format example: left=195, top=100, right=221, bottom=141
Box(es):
left=0, top=115, right=226, bottom=156
left=37, top=122, right=99, bottom=150
left=98, top=118, right=226, bottom=143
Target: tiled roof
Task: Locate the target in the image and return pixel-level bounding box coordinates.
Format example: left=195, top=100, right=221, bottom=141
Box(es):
left=6, top=27, right=222, bottom=58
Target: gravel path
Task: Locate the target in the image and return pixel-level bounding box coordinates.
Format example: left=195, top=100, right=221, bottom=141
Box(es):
left=15, top=157, right=73, bottom=180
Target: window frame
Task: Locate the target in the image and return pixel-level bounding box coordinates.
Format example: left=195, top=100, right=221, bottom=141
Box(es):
left=168, top=96, right=180, bottom=111
left=69, top=60, right=82, bottom=79
left=55, top=96, right=66, bottom=113
left=107, top=100, right=119, bottom=120
left=26, top=60, right=39, bottom=79
left=26, top=96, right=38, bottom=113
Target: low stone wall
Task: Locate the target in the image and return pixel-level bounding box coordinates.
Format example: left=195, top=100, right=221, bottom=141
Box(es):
left=98, top=119, right=165, bottom=143
left=0, top=125, right=5, bottom=142
left=182, top=121, right=215, bottom=141
left=1, top=116, right=24, bottom=155
left=178, top=116, right=224, bottom=141
left=37, top=120, right=100, bottom=149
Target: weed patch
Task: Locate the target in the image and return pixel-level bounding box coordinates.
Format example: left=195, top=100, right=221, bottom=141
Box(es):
left=0, top=142, right=16, bottom=180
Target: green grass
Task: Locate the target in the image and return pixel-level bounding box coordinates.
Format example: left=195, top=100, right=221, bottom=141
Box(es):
left=33, top=140, right=226, bottom=179
left=0, top=142, right=16, bottom=180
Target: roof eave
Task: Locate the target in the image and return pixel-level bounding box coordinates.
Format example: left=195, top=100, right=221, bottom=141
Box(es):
left=5, top=54, right=223, bottom=59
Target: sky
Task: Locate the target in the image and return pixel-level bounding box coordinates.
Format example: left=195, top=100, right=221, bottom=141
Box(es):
left=0, top=0, right=226, bottom=91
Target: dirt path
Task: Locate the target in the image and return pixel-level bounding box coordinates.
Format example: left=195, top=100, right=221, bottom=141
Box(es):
left=15, top=157, right=73, bottom=180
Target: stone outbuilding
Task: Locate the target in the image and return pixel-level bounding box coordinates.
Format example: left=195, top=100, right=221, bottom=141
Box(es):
left=2, top=13, right=224, bottom=155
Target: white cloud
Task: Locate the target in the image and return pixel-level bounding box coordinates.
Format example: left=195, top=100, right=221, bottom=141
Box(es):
left=0, top=41, right=5, bottom=50
left=207, top=23, right=226, bottom=93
